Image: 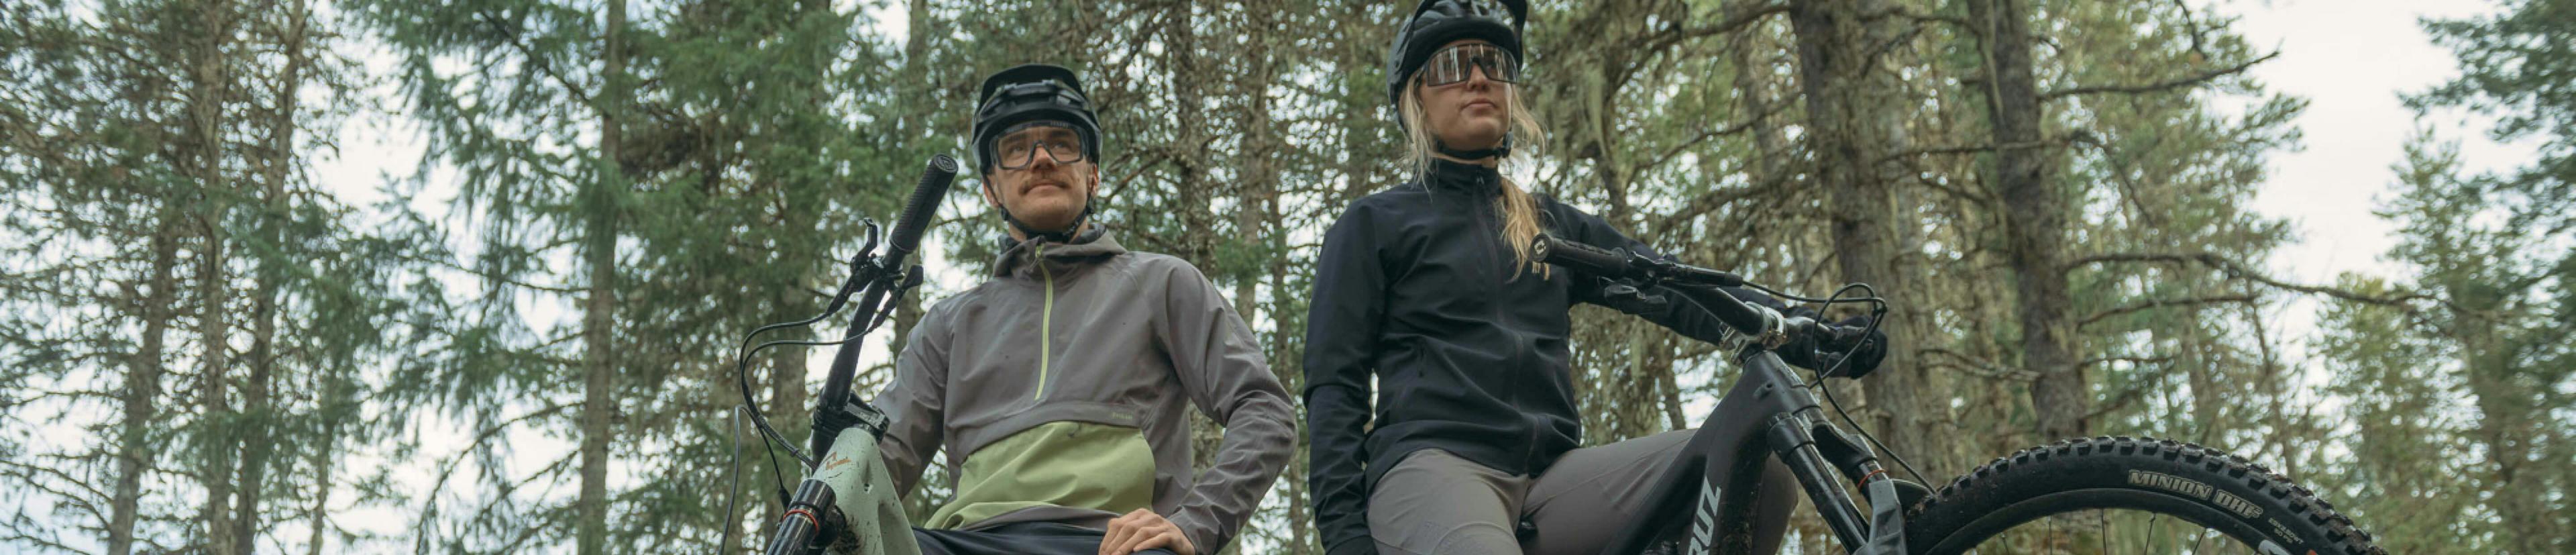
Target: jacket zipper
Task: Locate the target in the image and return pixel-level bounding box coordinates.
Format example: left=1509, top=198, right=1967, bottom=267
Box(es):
left=1465, top=183, right=1544, bottom=471
left=1034, top=242, right=1057, bottom=401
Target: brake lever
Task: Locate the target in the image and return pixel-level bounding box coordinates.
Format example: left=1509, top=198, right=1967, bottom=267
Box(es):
left=1592, top=280, right=1671, bottom=316
left=822, top=222, right=885, bottom=316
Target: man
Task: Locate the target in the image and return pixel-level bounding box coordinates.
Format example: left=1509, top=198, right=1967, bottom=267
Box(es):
left=869, top=64, right=1295, bottom=555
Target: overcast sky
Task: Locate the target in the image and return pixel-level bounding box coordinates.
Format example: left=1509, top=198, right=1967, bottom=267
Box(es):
left=2222, top=0, right=2536, bottom=361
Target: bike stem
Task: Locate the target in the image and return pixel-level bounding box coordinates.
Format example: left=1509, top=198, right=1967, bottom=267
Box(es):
left=806, top=256, right=910, bottom=468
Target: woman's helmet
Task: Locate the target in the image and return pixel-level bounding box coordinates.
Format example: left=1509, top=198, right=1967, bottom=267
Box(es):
left=1384, top=0, right=1529, bottom=159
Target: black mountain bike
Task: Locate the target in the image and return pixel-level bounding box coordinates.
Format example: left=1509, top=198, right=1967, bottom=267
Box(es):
left=1529, top=235, right=2385, bottom=555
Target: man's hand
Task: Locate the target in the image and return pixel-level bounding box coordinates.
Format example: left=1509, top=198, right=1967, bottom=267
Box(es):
left=1099, top=508, right=1195, bottom=555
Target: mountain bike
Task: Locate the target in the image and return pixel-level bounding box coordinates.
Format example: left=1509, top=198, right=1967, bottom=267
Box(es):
left=718, top=156, right=953, bottom=555
left=1529, top=235, right=2386, bottom=555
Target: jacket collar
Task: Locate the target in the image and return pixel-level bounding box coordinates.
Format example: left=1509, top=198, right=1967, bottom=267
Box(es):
left=1423, top=158, right=1504, bottom=196
left=991, top=223, right=1124, bottom=280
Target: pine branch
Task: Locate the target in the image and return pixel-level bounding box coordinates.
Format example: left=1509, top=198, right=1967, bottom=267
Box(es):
left=1892, top=7, right=1974, bottom=30
left=1645, top=98, right=1799, bottom=166
left=0, top=458, right=112, bottom=525
left=2079, top=354, right=2174, bottom=369
left=1633, top=2, right=1792, bottom=56
left=2062, top=251, right=2462, bottom=312
left=396, top=252, right=582, bottom=295
left=1921, top=348, right=2036, bottom=381
left=2079, top=293, right=2259, bottom=328
left=1648, top=146, right=1801, bottom=238
left=2084, top=379, right=2157, bottom=421
left=2040, top=51, right=2279, bottom=101
left=472, top=12, right=596, bottom=109
left=1875, top=134, right=2085, bottom=164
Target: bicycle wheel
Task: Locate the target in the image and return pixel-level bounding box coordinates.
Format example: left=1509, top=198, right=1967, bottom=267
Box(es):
left=1902, top=436, right=2383, bottom=555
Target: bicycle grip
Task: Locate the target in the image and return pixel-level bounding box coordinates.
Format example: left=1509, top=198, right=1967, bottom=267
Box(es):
left=883, top=154, right=959, bottom=264
left=1821, top=321, right=1872, bottom=350
left=1532, top=235, right=1638, bottom=279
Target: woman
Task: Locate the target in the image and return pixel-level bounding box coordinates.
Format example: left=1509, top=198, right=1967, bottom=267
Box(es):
left=1300, top=1, right=1888, bottom=554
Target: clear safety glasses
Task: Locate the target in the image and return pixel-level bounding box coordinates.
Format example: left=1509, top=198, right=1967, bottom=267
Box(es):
left=991, top=121, right=1087, bottom=170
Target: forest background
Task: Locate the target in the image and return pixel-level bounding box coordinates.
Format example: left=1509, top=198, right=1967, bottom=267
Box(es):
left=3, top=0, right=2571, bottom=553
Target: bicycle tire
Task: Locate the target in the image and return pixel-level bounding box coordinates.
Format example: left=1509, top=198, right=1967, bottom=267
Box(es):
left=1902, top=436, right=2384, bottom=555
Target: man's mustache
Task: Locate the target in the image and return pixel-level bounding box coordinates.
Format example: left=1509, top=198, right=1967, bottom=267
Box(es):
left=1017, top=169, right=1082, bottom=193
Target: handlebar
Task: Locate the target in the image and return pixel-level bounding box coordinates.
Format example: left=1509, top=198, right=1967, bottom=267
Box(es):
left=1530, top=235, right=1746, bottom=287
left=1532, top=234, right=1873, bottom=357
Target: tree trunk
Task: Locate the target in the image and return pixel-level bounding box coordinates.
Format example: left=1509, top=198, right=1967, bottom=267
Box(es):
left=1232, top=1, right=1277, bottom=321
left=230, top=3, right=313, bottom=549
left=1166, top=4, right=1214, bottom=266
left=764, top=284, right=809, bottom=538
left=761, top=0, right=824, bottom=515
left=185, top=0, right=241, bottom=546
left=196, top=217, right=237, bottom=555
left=1706, top=3, right=1783, bottom=434
left=304, top=313, right=359, bottom=555
left=109, top=211, right=185, bottom=555
left=1966, top=0, right=2085, bottom=442
left=1728, top=4, right=1788, bottom=189
left=576, top=1, right=629, bottom=552
left=1788, top=0, right=1932, bottom=462
left=2455, top=305, right=2554, bottom=552
left=302, top=407, right=340, bottom=555
left=883, top=0, right=937, bottom=509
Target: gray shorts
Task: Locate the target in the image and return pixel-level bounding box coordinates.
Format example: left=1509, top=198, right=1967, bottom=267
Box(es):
left=1364, top=430, right=1794, bottom=555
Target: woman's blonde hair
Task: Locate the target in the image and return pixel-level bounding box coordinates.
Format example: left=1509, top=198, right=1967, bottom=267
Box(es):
left=1399, top=74, right=1551, bottom=279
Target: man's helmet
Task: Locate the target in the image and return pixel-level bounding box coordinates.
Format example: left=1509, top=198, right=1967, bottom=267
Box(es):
left=973, top=64, right=1102, bottom=174
left=971, top=64, right=1104, bottom=241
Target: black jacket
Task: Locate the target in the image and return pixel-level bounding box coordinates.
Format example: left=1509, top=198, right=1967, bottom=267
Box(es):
left=1301, top=160, right=1791, bottom=555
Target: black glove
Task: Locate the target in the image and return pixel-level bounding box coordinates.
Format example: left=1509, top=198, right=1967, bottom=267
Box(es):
left=1817, top=315, right=1889, bottom=378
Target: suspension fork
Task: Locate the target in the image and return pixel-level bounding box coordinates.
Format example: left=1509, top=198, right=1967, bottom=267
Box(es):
left=1768, top=412, right=1872, bottom=550
left=1744, top=348, right=1911, bottom=555
left=1754, top=358, right=1910, bottom=554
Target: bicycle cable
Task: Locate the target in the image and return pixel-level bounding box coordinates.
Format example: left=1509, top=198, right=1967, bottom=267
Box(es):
left=1797, top=283, right=1929, bottom=487
left=719, top=250, right=898, bottom=552
left=737, top=273, right=906, bottom=468
left=719, top=243, right=918, bottom=552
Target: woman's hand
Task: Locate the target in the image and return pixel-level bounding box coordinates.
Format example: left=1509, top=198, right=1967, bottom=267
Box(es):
left=1099, top=508, right=1196, bottom=555
left=1817, top=315, right=1889, bottom=377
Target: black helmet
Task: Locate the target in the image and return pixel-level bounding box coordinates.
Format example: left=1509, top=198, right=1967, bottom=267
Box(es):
left=1384, top=0, right=1527, bottom=109
left=972, top=64, right=1102, bottom=174
left=971, top=64, right=1104, bottom=242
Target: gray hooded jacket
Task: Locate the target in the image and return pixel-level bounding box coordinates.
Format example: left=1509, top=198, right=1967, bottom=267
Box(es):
left=871, top=228, right=1294, bottom=552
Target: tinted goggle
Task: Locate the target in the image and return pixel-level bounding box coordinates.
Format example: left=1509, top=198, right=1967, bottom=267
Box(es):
left=1420, top=43, right=1519, bottom=87
left=991, top=121, right=1087, bottom=170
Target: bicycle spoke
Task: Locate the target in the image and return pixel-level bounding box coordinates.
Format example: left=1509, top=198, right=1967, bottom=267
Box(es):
left=2098, top=508, right=2109, bottom=555
left=1969, top=509, right=2284, bottom=554
left=2147, top=512, right=2164, bottom=552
